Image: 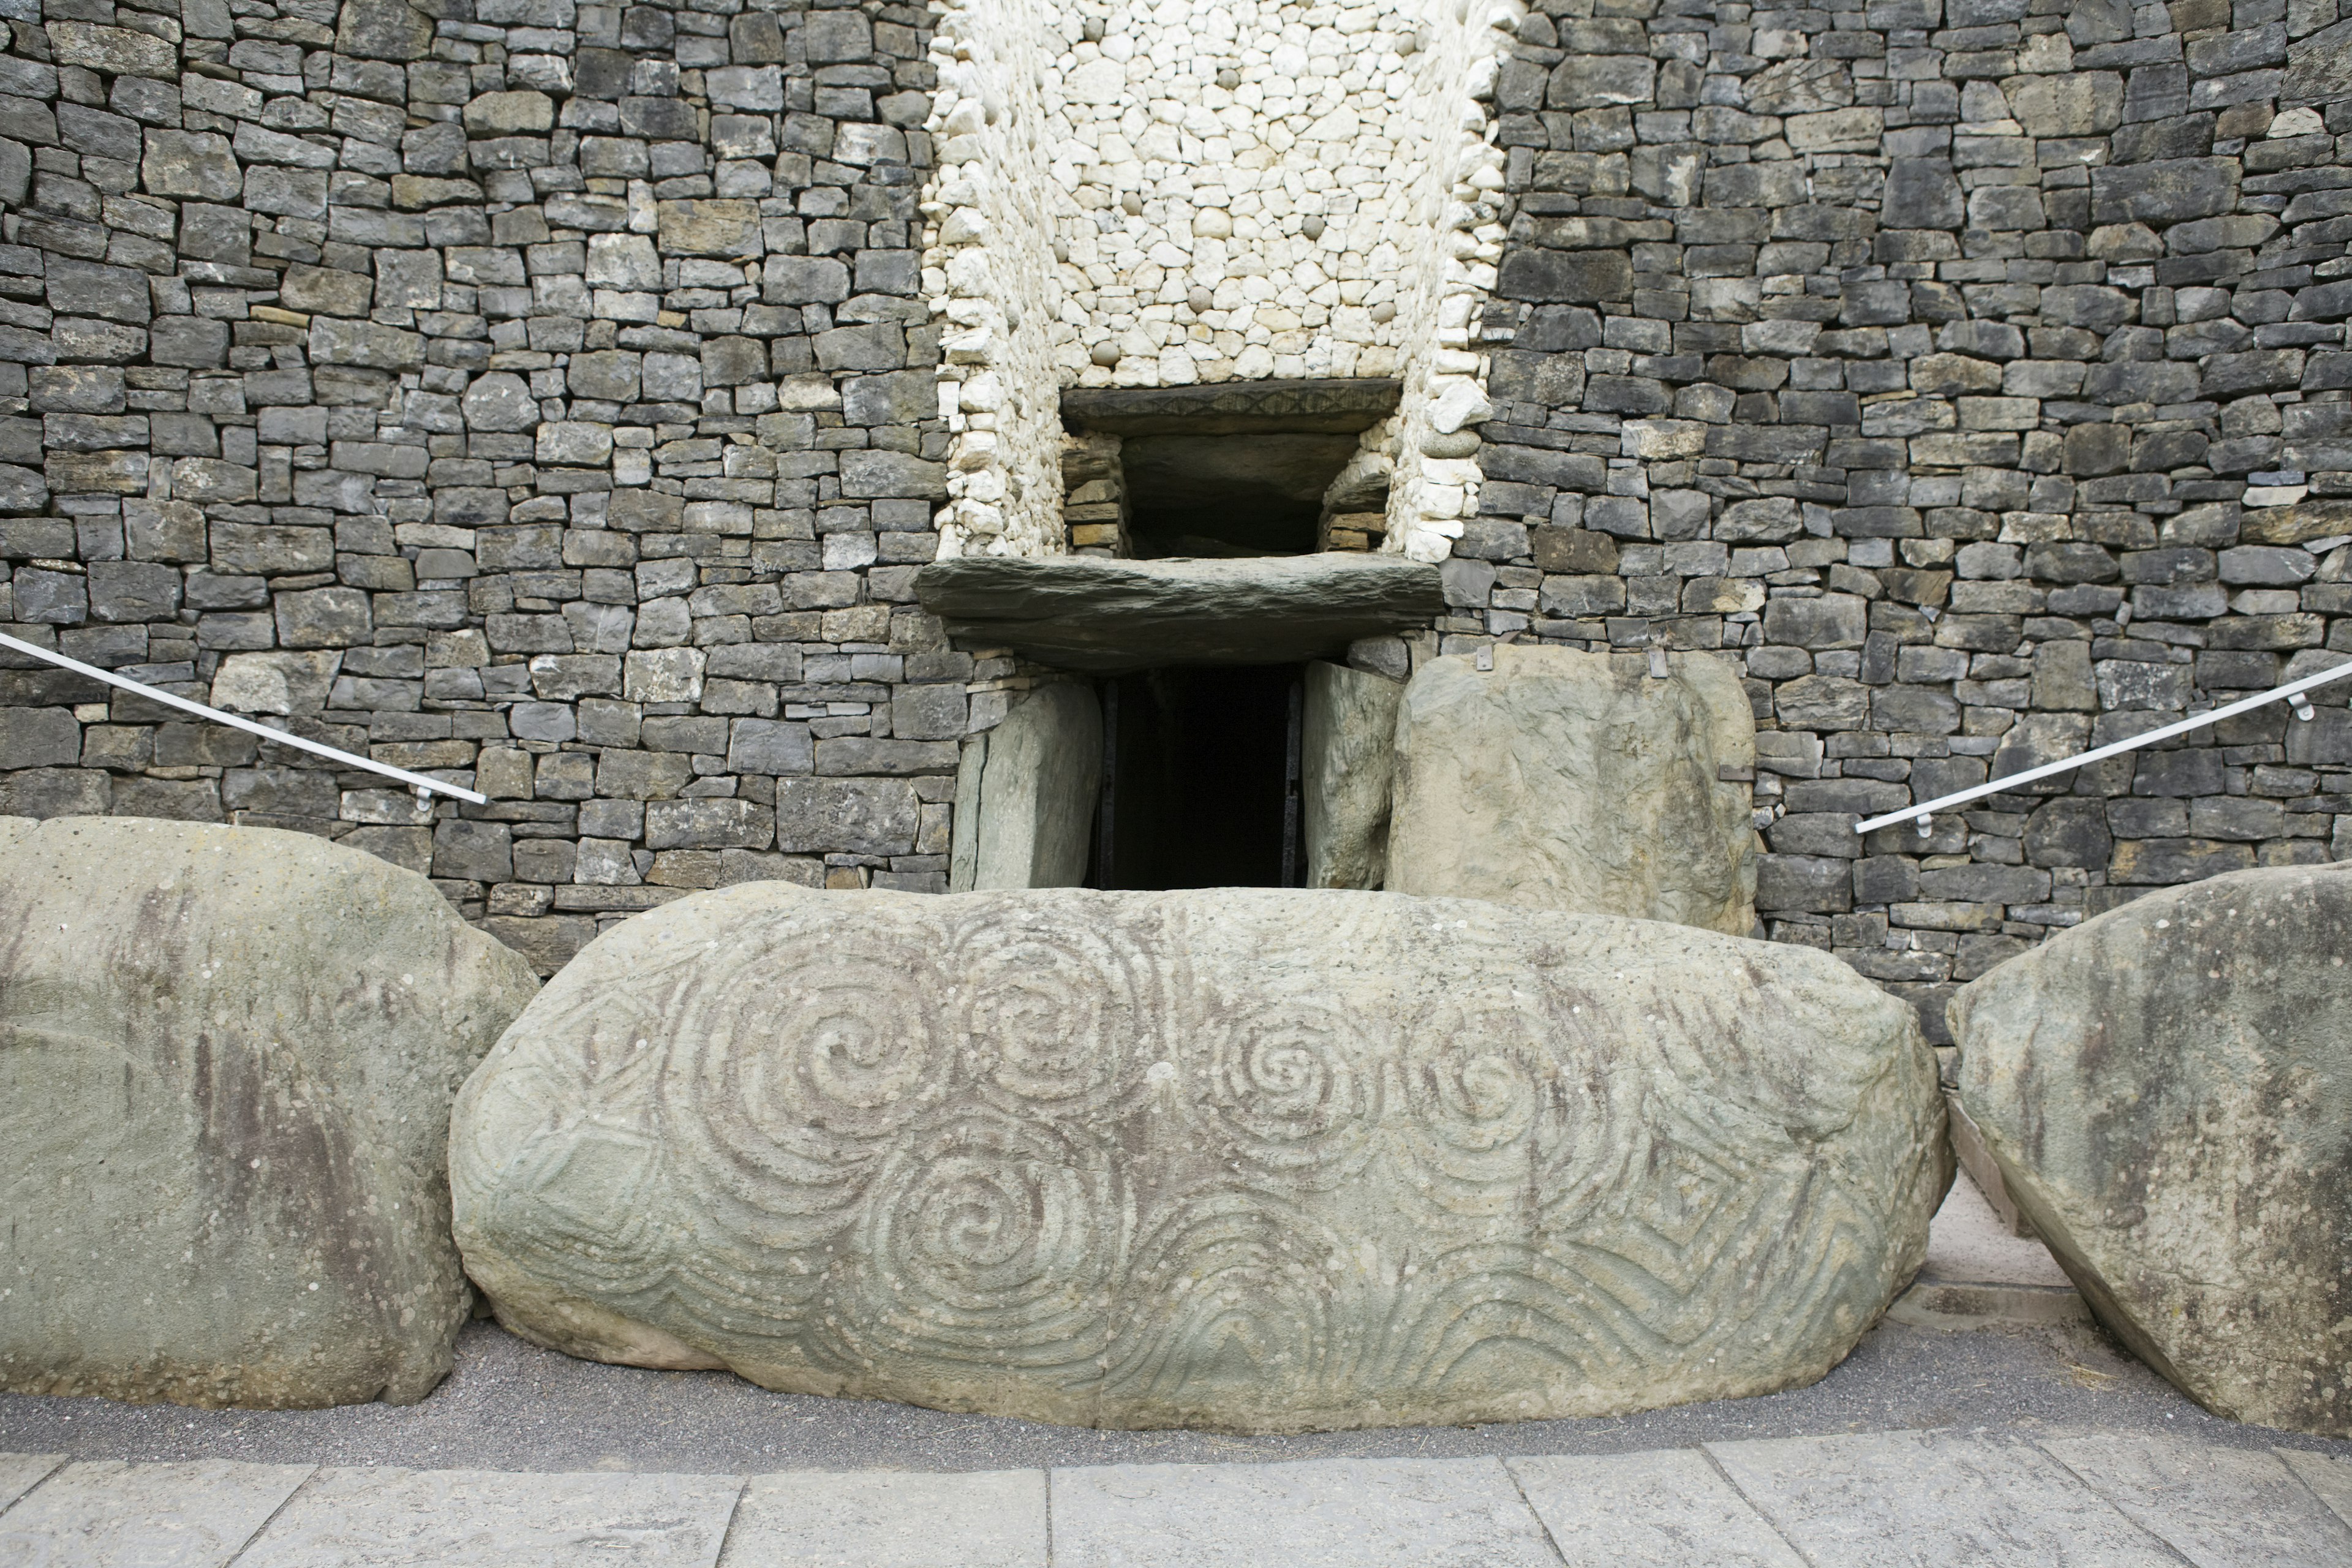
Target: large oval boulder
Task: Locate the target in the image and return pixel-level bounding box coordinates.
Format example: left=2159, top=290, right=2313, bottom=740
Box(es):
left=453, top=885, right=1945, bottom=1433
left=0, top=815, right=539, bottom=1408
left=1950, top=864, right=2352, bottom=1438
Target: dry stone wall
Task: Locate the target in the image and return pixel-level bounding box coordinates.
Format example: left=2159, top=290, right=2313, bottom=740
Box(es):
left=0, top=0, right=964, bottom=975
left=924, top=0, right=1521, bottom=564
left=1462, top=0, right=2352, bottom=1038
left=0, top=0, right=2349, bottom=1024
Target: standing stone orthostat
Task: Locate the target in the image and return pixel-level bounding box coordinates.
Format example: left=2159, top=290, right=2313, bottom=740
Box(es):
left=1950, top=864, right=2352, bottom=1439
left=950, top=684, right=1102, bottom=891
left=0, top=816, right=540, bottom=1408
left=453, top=883, right=1946, bottom=1433
left=1302, top=660, right=1404, bottom=889
left=1387, top=646, right=1762, bottom=935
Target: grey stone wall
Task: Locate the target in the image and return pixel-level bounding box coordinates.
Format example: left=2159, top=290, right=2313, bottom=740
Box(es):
left=2, top=0, right=2350, bottom=1031
left=1469, top=0, right=2352, bottom=1036
left=0, top=0, right=961, bottom=974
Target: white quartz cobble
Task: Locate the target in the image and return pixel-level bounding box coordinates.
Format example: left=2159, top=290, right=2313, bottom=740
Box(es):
left=921, top=0, right=1524, bottom=562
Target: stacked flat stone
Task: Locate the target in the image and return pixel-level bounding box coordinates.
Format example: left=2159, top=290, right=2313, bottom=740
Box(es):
left=0, top=0, right=963, bottom=977
left=0, top=0, right=2349, bottom=1024
left=1464, top=0, right=2352, bottom=1039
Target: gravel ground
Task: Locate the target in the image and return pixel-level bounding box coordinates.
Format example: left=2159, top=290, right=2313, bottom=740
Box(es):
left=4, top=1316, right=2348, bottom=1476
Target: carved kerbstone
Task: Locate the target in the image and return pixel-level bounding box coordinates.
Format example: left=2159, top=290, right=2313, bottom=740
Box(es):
left=452, top=885, right=1947, bottom=1433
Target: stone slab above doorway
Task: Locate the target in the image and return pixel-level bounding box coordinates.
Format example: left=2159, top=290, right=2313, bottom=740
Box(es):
left=1060, top=378, right=1403, bottom=438
left=914, top=556, right=1444, bottom=674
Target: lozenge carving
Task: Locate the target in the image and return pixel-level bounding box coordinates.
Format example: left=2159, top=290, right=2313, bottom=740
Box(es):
left=452, top=886, right=1945, bottom=1433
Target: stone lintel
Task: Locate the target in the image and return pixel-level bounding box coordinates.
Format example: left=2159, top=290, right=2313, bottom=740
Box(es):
left=1059, top=377, right=1404, bottom=437
left=915, top=554, right=1445, bottom=674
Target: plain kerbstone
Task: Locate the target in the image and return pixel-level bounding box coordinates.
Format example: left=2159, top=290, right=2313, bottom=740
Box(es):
left=2041, top=1434, right=2352, bottom=1566
left=0, top=819, right=539, bottom=1409
left=1949, top=866, right=2352, bottom=1438
left=1708, top=1430, right=2179, bottom=1567
left=0, top=1460, right=314, bottom=1567
left=0, top=1451, right=63, bottom=1512
left=1048, top=1457, right=1560, bottom=1568
left=1506, top=1450, right=1806, bottom=1567
left=232, top=1467, right=742, bottom=1568
left=715, top=1469, right=1045, bottom=1567
left=1386, top=646, right=1760, bottom=934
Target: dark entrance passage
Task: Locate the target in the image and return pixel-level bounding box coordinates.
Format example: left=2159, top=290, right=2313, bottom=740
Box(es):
left=1092, top=665, right=1303, bottom=891
left=1117, top=434, right=1362, bottom=559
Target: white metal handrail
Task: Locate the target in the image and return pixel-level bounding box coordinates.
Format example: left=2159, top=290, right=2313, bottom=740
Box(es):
left=0, top=629, right=486, bottom=804
left=1853, top=657, right=2352, bottom=837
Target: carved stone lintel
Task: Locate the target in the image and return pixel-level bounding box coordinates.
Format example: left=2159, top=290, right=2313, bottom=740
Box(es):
left=1060, top=377, right=1404, bottom=437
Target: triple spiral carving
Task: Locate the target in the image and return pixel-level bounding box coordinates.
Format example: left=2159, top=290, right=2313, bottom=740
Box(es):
left=457, top=888, right=1936, bottom=1430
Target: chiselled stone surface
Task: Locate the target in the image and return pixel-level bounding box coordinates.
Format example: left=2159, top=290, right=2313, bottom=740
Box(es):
left=1302, top=660, right=1403, bottom=890
left=916, top=555, right=1446, bottom=674
left=1950, top=865, right=2352, bottom=1438
left=0, top=1460, right=315, bottom=1568
left=1388, top=647, right=1760, bottom=935
left=230, top=1467, right=744, bottom=1568
left=451, top=884, right=1945, bottom=1433
left=1060, top=379, right=1405, bottom=437
left=1709, top=1430, right=2182, bottom=1567
left=0, top=817, right=539, bottom=1408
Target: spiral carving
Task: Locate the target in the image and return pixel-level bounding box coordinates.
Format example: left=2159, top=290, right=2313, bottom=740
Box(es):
left=817, top=1110, right=1118, bottom=1387
left=1188, top=985, right=1381, bottom=1186
left=946, top=907, right=1164, bottom=1112
left=453, top=885, right=1940, bottom=1433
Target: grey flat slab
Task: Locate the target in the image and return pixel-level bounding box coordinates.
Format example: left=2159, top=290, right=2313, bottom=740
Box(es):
left=1707, top=1430, right=2179, bottom=1567
left=716, top=1469, right=1046, bottom=1567
left=2041, top=1434, right=2352, bottom=1567
left=0, top=1459, right=312, bottom=1567
left=1049, top=1455, right=1560, bottom=1568
left=0, top=1452, right=64, bottom=1513
left=2277, top=1449, right=2352, bottom=1530
left=1508, top=1449, right=1806, bottom=1567
left=232, top=1466, right=742, bottom=1567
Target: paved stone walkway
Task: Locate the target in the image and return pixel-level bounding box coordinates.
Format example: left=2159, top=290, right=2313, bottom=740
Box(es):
left=4, top=1428, right=2350, bottom=1566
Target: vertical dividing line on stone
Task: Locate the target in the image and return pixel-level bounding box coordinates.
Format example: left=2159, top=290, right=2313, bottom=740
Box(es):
left=1092, top=680, right=1120, bottom=892
left=1281, top=677, right=1305, bottom=889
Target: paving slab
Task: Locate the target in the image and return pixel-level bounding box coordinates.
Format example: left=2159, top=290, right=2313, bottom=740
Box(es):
left=1507, top=1449, right=1806, bottom=1566
left=0, top=1458, right=312, bottom=1567
left=0, top=1451, right=63, bottom=1512
left=1707, top=1429, right=2179, bottom=1567
left=2041, top=1433, right=2352, bottom=1567
left=2276, top=1449, right=2352, bottom=1530
left=1048, top=1455, right=1559, bottom=1568
left=230, top=1466, right=743, bottom=1567
left=716, top=1468, right=1047, bottom=1567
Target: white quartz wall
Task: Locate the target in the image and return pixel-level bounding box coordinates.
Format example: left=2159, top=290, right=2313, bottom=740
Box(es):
left=924, top=0, right=1524, bottom=562
left=925, top=0, right=1069, bottom=559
